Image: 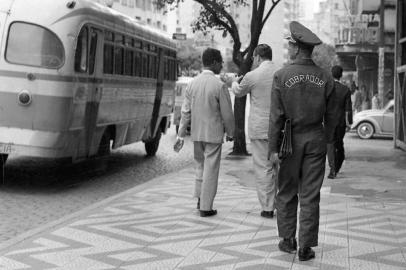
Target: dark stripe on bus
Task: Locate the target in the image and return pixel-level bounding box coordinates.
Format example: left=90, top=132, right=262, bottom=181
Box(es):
left=0, top=69, right=174, bottom=86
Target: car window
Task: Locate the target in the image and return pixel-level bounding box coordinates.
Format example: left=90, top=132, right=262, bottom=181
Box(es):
left=386, top=105, right=394, bottom=113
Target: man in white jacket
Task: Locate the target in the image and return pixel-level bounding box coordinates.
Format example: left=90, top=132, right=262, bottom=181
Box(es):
left=231, top=44, right=279, bottom=218
left=175, top=48, right=235, bottom=217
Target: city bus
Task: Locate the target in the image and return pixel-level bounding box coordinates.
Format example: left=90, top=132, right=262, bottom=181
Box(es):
left=0, top=0, right=177, bottom=178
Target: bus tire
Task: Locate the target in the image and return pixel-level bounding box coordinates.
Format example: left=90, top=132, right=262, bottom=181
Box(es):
left=145, top=130, right=161, bottom=156
left=98, top=129, right=111, bottom=156
left=0, top=154, right=8, bottom=184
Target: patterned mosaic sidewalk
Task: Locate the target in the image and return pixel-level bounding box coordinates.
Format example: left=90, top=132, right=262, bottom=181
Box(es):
left=0, top=157, right=405, bottom=270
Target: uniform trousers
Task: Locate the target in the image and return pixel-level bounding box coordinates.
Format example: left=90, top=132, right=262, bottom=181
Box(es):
left=251, top=139, right=277, bottom=211
left=193, top=141, right=222, bottom=211
left=327, top=125, right=346, bottom=174
left=276, top=129, right=326, bottom=248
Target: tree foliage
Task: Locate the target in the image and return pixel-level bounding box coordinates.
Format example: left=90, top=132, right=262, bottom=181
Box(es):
left=312, top=43, right=338, bottom=71
left=177, top=39, right=202, bottom=75
left=157, top=0, right=282, bottom=154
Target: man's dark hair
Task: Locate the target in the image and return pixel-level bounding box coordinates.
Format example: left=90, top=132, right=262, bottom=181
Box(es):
left=202, top=48, right=222, bottom=67
left=254, top=44, right=272, bottom=60
left=331, top=65, right=343, bottom=79
left=297, top=42, right=314, bottom=55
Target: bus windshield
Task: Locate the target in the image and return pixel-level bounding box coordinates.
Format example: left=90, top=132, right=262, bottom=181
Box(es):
left=6, top=22, right=64, bottom=69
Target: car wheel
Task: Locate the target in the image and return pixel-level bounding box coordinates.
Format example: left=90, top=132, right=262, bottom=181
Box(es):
left=357, top=122, right=374, bottom=139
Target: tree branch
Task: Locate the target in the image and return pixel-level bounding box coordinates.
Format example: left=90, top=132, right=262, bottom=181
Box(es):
left=194, top=0, right=241, bottom=49
left=261, top=0, right=281, bottom=28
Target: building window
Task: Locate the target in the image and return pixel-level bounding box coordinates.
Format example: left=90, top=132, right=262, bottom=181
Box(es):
left=121, top=0, right=127, bottom=6
left=146, top=0, right=152, bottom=11
left=129, top=0, right=134, bottom=8
left=147, top=18, right=151, bottom=25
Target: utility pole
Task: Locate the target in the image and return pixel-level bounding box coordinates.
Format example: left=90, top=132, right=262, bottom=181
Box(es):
left=378, top=0, right=385, bottom=106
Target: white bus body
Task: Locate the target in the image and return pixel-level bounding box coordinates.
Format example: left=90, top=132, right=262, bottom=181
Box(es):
left=0, top=0, right=177, bottom=171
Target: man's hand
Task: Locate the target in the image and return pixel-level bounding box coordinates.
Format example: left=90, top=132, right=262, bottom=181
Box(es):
left=269, top=152, right=280, bottom=169
left=173, top=137, right=184, bottom=152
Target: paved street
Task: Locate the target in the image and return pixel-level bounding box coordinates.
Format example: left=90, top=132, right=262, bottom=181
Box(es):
left=0, top=133, right=405, bottom=269
left=0, top=126, right=196, bottom=243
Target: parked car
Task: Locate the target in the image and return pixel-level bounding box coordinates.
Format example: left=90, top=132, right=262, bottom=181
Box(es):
left=351, top=99, right=394, bottom=139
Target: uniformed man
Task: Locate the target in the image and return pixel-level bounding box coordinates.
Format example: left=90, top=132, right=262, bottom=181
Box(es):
left=327, top=65, right=352, bottom=179
left=268, top=21, right=336, bottom=261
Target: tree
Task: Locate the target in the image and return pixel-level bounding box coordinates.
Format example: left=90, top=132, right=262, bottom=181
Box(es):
left=157, top=0, right=282, bottom=155
left=177, top=39, right=202, bottom=75
left=312, top=43, right=338, bottom=71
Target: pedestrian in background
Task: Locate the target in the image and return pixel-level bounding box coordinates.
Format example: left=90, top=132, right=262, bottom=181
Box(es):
left=230, top=44, right=279, bottom=219
left=372, top=92, right=381, bottom=109
left=174, top=48, right=235, bottom=217
left=361, top=85, right=370, bottom=111
left=353, top=86, right=362, bottom=113
left=327, top=65, right=353, bottom=179
left=268, top=21, right=336, bottom=261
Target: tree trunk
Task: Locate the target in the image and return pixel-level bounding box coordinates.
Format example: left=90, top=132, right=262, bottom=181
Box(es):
left=230, top=95, right=249, bottom=155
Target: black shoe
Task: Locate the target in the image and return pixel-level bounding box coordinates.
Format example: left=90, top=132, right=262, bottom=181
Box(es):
left=298, top=247, right=315, bottom=261
left=199, top=209, right=217, bottom=217
left=260, top=210, right=274, bottom=218
left=197, top=198, right=200, bottom=209
left=278, top=238, right=297, bottom=254
left=327, top=171, right=336, bottom=179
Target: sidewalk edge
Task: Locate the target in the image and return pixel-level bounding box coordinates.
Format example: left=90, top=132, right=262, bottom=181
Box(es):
left=0, top=143, right=234, bottom=253
left=0, top=170, right=174, bottom=253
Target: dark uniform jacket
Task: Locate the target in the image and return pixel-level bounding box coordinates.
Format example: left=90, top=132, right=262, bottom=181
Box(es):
left=333, top=80, right=352, bottom=127
left=268, top=59, right=336, bottom=153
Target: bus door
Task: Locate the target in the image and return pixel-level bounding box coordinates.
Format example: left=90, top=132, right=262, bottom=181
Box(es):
left=75, top=26, right=101, bottom=158
left=150, top=48, right=165, bottom=137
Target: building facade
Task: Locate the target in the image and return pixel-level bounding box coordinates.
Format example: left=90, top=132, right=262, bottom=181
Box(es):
left=335, top=0, right=396, bottom=109
left=312, top=0, right=350, bottom=45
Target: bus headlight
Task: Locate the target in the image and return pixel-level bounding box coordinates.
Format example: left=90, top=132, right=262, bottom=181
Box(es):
left=18, top=90, right=32, bottom=106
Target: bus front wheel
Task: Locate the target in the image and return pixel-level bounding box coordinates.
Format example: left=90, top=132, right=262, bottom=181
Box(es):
left=145, top=131, right=161, bottom=156
left=98, top=129, right=111, bottom=156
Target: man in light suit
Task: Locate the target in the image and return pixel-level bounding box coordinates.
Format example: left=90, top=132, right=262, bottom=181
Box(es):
left=175, top=48, right=235, bottom=217
left=230, top=44, right=279, bottom=218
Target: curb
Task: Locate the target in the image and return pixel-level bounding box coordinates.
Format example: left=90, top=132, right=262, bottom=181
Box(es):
left=0, top=169, right=178, bottom=253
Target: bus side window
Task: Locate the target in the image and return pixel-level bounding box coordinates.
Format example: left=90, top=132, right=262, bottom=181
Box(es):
left=135, top=51, right=142, bottom=77
left=164, top=57, right=169, bottom=80
left=75, top=27, right=88, bottom=73
left=124, top=36, right=134, bottom=76
left=89, top=29, right=98, bottom=75
left=103, top=30, right=114, bottom=74
left=114, top=34, right=124, bottom=75
left=134, top=40, right=142, bottom=77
